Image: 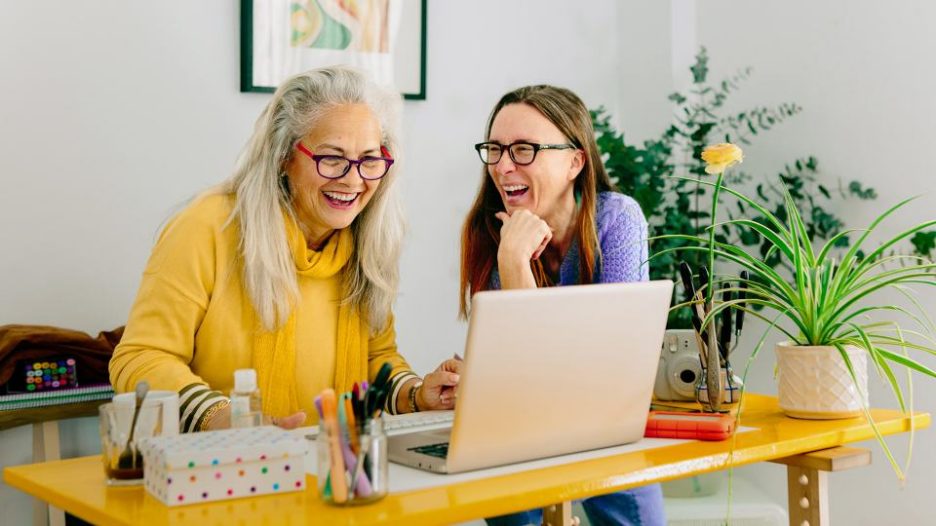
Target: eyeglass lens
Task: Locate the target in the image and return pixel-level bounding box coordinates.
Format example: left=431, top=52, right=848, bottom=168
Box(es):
left=315, top=156, right=389, bottom=179
left=482, top=143, right=540, bottom=165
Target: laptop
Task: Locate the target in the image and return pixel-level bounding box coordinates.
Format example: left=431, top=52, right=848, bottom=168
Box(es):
left=388, top=280, right=674, bottom=474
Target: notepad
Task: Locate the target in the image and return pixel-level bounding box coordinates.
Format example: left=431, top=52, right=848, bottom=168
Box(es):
left=0, top=383, right=114, bottom=411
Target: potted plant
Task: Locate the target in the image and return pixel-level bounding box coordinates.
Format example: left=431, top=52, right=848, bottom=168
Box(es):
left=659, top=143, right=936, bottom=479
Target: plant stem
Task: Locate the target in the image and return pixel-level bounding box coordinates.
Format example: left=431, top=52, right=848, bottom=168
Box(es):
left=707, top=172, right=725, bottom=303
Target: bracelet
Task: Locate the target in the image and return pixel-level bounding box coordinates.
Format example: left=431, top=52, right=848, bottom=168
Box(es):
left=197, top=399, right=231, bottom=432
left=408, top=381, right=423, bottom=412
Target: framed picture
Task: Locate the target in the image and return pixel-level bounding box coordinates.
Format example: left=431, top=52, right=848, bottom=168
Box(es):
left=240, top=0, right=427, bottom=100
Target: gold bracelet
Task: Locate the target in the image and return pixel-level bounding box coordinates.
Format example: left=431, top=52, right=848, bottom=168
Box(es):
left=408, top=381, right=423, bottom=412
left=197, top=399, right=231, bottom=432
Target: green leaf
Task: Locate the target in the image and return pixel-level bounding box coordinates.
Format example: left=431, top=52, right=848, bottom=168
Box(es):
left=668, top=92, right=687, bottom=104
left=849, top=181, right=878, bottom=200
left=910, top=230, right=936, bottom=258
left=690, top=47, right=709, bottom=84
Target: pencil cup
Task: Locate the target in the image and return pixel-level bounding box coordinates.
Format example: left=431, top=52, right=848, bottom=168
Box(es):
left=696, top=366, right=741, bottom=407
left=317, top=418, right=388, bottom=505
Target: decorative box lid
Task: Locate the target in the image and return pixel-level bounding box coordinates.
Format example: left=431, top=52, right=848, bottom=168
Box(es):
left=139, top=426, right=307, bottom=470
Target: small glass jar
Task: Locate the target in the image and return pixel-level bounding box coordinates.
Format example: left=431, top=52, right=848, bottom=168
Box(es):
left=317, top=417, right=387, bottom=505
left=99, top=401, right=164, bottom=486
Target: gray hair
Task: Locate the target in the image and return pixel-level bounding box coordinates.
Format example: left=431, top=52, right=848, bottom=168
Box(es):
left=219, top=65, right=405, bottom=332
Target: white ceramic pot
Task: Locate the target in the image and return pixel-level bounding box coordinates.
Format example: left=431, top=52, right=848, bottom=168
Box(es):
left=775, top=342, right=869, bottom=419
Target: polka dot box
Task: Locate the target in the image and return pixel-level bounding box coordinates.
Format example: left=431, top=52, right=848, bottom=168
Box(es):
left=138, top=426, right=308, bottom=506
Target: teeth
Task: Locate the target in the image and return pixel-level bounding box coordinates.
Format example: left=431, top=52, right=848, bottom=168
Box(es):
left=323, top=191, right=358, bottom=202
left=503, top=185, right=529, bottom=192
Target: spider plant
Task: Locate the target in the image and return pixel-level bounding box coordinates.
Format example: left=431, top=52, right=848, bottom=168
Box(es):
left=655, top=172, right=936, bottom=480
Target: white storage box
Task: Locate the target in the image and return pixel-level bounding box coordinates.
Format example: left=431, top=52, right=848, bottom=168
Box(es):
left=139, top=426, right=308, bottom=506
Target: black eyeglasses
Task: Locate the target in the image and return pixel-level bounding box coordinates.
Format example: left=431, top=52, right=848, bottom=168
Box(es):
left=295, top=142, right=394, bottom=180
left=474, top=141, right=577, bottom=166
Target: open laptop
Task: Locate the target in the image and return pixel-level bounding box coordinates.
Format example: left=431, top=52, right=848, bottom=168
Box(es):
left=388, top=280, right=673, bottom=474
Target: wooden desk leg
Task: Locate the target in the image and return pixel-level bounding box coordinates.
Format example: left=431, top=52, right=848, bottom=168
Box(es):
left=541, top=501, right=580, bottom=526
left=770, top=446, right=871, bottom=526
left=32, top=421, right=65, bottom=526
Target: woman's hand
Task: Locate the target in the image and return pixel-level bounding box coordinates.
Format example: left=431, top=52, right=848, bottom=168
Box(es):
left=417, top=358, right=463, bottom=411
left=270, top=412, right=307, bottom=429
left=495, top=210, right=553, bottom=263
left=495, top=210, right=552, bottom=289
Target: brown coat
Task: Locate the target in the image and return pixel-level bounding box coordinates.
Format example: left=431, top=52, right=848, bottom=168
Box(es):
left=0, top=325, right=122, bottom=389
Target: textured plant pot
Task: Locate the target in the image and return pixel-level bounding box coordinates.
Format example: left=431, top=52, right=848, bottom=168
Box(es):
left=775, top=342, right=869, bottom=419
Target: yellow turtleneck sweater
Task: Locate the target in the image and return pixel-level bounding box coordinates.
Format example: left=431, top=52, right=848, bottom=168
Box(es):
left=109, top=194, right=414, bottom=425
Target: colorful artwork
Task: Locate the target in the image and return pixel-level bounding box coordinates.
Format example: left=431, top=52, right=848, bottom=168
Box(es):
left=242, top=0, right=426, bottom=99
left=290, top=0, right=390, bottom=53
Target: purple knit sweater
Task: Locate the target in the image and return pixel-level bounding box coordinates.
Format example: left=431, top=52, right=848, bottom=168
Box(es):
left=490, top=191, right=649, bottom=288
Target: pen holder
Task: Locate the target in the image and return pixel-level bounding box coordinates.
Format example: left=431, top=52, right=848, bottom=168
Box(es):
left=695, top=366, right=741, bottom=409
left=317, top=418, right=388, bottom=505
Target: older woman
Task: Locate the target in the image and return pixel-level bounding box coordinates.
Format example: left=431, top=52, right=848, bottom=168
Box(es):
left=110, top=66, right=458, bottom=432
left=461, top=85, right=663, bottom=526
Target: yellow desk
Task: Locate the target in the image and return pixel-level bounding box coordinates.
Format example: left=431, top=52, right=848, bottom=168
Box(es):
left=4, top=394, right=929, bottom=526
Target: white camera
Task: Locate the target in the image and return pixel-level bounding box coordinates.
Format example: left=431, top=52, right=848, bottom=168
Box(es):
left=654, top=330, right=703, bottom=401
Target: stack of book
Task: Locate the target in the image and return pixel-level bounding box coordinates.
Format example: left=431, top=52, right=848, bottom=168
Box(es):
left=0, top=384, right=114, bottom=411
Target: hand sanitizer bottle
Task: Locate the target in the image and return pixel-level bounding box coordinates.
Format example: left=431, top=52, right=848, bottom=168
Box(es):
left=231, top=369, right=262, bottom=428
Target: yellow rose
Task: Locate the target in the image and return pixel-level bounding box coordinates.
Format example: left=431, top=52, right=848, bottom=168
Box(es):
left=701, top=143, right=744, bottom=174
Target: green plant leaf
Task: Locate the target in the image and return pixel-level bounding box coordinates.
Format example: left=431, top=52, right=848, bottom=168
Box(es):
left=910, top=230, right=936, bottom=258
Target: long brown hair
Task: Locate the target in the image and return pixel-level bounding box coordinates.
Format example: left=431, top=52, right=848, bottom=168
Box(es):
left=458, top=85, right=615, bottom=318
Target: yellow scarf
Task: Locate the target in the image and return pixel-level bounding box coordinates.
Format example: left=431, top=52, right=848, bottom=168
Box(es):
left=252, top=215, right=369, bottom=418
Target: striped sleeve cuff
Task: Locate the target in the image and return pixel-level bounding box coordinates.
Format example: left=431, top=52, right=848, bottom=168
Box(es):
left=385, top=371, right=418, bottom=415
left=179, top=383, right=229, bottom=433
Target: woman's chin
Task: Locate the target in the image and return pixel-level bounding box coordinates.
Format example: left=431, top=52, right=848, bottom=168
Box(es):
left=504, top=203, right=535, bottom=215
left=317, top=201, right=363, bottom=228
left=325, top=215, right=356, bottom=231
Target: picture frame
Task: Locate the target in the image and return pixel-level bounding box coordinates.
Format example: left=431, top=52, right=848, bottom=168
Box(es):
left=240, top=0, right=427, bottom=100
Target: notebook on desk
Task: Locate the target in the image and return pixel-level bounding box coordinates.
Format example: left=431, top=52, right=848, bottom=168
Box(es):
left=388, top=280, right=674, bottom=474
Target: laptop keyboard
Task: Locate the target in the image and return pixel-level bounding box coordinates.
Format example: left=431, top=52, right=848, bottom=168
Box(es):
left=299, top=410, right=454, bottom=440
left=409, top=442, right=450, bottom=458
left=382, top=410, right=454, bottom=434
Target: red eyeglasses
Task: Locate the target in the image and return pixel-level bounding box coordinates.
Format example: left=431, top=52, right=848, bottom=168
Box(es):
left=295, top=143, right=394, bottom=180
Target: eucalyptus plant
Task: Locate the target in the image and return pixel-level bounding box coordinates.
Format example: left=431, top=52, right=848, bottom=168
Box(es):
left=591, top=47, right=905, bottom=328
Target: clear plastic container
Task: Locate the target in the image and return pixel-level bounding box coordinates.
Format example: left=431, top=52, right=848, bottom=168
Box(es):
left=317, top=418, right=388, bottom=505
left=231, top=368, right=262, bottom=428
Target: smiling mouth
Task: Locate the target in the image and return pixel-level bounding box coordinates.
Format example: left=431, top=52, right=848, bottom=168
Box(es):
left=503, top=184, right=529, bottom=199
left=322, top=190, right=360, bottom=208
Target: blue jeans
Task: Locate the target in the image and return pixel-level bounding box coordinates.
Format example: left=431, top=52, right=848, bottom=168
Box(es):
left=485, top=484, right=665, bottom=526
